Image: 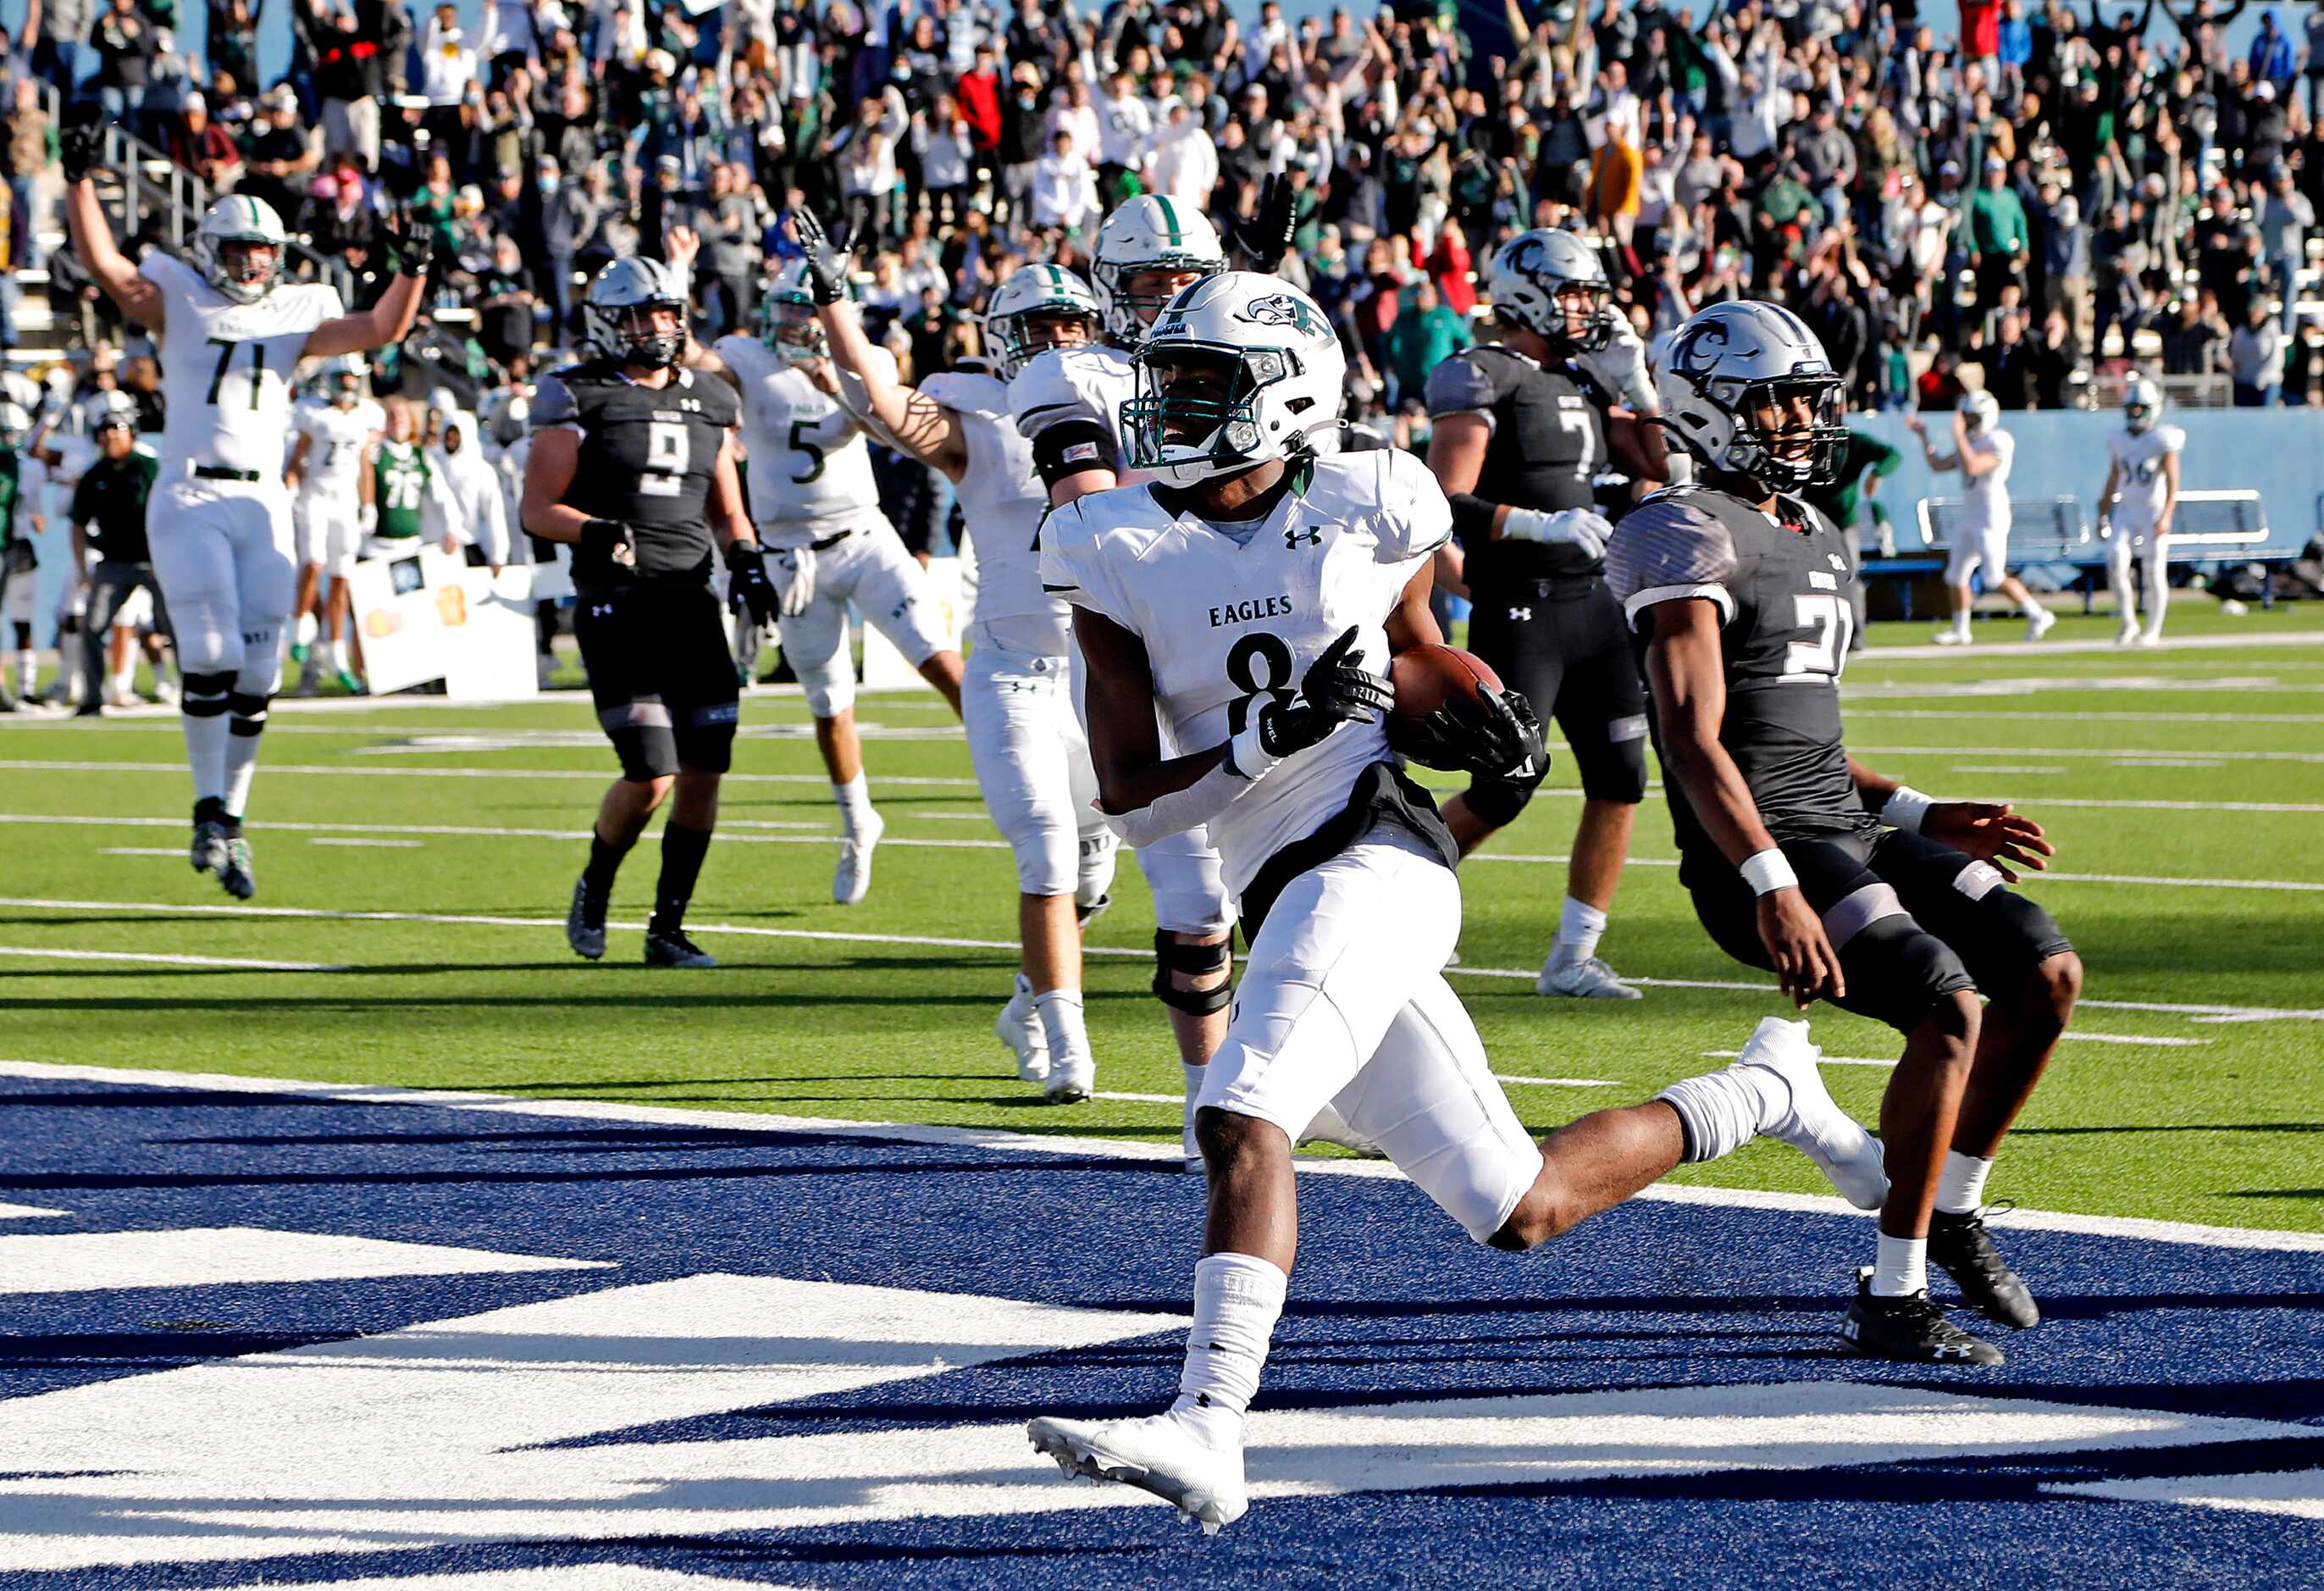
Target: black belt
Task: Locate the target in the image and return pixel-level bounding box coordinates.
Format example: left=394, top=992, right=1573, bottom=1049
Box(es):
left=808, top=528, right=855, bottom=552
left=194, top=465, right=262, bottom=482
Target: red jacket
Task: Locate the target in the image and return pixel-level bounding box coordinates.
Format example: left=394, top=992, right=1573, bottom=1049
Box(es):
left=1959, top=0, right=2000, bottom=60
left=957, top=69, right=1001, bottom=152
left=1427, top=235, right=1474, bottom=316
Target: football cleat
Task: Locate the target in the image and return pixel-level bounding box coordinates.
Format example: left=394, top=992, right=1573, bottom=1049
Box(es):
left=335, top=669, right=364, bottom=695
left=833, top=810, right=884, bottom=906
left=1929, top=1206, right=2039, bottom=1329
left=1535, top=953, right=1642, bottom=1001
left=218, top=835, right=256, bottom=900
left=290, top=642, right=310, bottom=667
left=1027, top=1412, right=1248, bottom=1533
left=2135, top=629, right=2163, bottom=648
left=1932, top=627, right=1971, bottom=646
left=191, top=818, right=230, bottom=875
left=150, top=677, right=180, bottom=708
left=998, top=973, right=1049, bottom=1083
left=2114, top=623, right=2139, bottom=648
left=1840, top=1269, right=2004, bottom=1366
left=2024, top=606, right=2057, bottom=642
left=644, top=927, right=717, bottom=968
left=565, top=878, right=606, bottom=962
left=1733, top=1017, right=1889, bottom=1210
left=1043, top=1052, right=1094, bottom=1105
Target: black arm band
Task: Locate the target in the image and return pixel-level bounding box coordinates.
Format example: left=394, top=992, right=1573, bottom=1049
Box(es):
left=1448, top=491, right=1501, bottom=544
left=1030, top=417, right=1116, bottom=486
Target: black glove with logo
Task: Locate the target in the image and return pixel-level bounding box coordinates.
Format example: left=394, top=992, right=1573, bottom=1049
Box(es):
left=1231, top=625, right=1395, bottom=775
left=383, top=208, right=437, bottom=277
left=1231, top=171, right=1298, bottom=269
left=579, top=517, right=638, bottom=575
left=726, top=540, right=780, bottom=629
left=788, top=208, right=853, bottom=306
left=60, top=105, right=104, bottom=185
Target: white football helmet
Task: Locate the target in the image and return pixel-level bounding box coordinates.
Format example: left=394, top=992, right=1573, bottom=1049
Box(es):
left=984, top=264, right=1100, bottom=380
left=1960, top=388, right=2001, bottom=433
left=1090, top=195, right=1226, bottom=348
left=759, top=258, right=831, bottom=367
left=584, top=257, right=690, bottom=369
left=1121, top=272, right=1344, bottom=487
left=1655, top=301, right=1851, bottom=491
left=191, top=194, right=290, bottom=305
left=84, top=389, right=139, bottom=435
left=329, top=352, right=368, bottom=406
left=0, top=402, right=29, bottom=450
left=1483, top=227, right=1613, bottom=352
left=2124, top=374, right=2163, bottom=434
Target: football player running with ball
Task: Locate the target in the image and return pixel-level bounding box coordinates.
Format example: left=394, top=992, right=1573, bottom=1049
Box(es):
left=524, top=258, right=781, bottom=969
left=1025, top=276, right=1891, bottom=1533
left=2095, top=375, right=2185, bottom=647
left=1607, top=302, right=2085, bottom=1367
left=676, top=228, right=966, bottom=909
left=62, top=114, right=430, bottom=897
left=1424, top=230, right=1669, bottom=1001
left=791, top=214, right=1119, bottom=1100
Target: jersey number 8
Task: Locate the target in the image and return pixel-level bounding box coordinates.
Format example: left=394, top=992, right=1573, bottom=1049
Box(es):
left=639, top=419, right=690, bottom=497
left=1225, top=632, right=1296, bottom=734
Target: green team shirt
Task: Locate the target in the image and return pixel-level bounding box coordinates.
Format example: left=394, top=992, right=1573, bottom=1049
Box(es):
left=0, top=449, right=20, bottom=552
left=373, top=441, right=429, bottom=540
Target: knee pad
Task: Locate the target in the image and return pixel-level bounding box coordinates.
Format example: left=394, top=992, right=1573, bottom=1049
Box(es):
left=1843, top=913, right=1977, bottom=1034
left=795, top=651, right=855, bottom=718
left=1154, top=929, right=1233, bottom=1015
left=672, top=701, right=739, bottom=774
left=1463, top=774, right=1536, bottom=829
left=225, top=690, right=271, bottom=740
left=600, top=701, right=682, bottom=783
left=181, top=670, right=235, bottom=718
left=1968, top=887, right=2077, bottom=986
left=1077, top=829, right=1119, bottom=910
left=1575, top=720, right=1650, bottom=804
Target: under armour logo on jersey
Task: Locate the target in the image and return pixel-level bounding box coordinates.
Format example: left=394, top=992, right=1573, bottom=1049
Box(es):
left=589, top=603, right=615, bottom=618
left=1508, top=606, right=1533, bottom=622
left=1285, top=525, right=1321, bottom=549
left=1829, top=554, right=1847, bottom=571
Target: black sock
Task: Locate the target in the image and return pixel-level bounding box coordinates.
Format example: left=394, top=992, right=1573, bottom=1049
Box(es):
left=581, top=829, right=633, bottom=920
left=193, top=796, right=229, bottom=828
left=649, top=823, right=713, bottom=935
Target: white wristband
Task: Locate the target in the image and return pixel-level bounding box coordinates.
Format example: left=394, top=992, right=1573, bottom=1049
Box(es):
left=1881, top=785, right=1934, bottom=834
left=1740, top=847, right=1799, bottom=896
left=1225, top=716, right=1281, bottom=782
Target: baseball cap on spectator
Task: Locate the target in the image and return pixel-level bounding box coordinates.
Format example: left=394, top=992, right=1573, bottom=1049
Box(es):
left=646, top=49, right=678, bottom=77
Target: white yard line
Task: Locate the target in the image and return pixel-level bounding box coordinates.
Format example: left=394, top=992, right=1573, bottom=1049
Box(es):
left=0, top=945, right=347, bottom=971
left=1859, top=744, right=2324, bottom=763
left=1851, top=707, right=2324, bottom=724
left=1852, top=632, right=2324, bottom=662
left=2, top=1057, right=2316, bottom=1253
left=0, top=893, right=2313, bottom=1028
left=308, top=838, right=424, bottom=849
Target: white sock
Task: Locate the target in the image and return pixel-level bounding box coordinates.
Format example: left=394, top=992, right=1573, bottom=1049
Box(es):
left=1935, top=1149, right=1995, bottom=1214
left=1872, top=1233, right=1928, bottom=1297
left=2143, top=558, right=2168, bottom=636
left=2020, top=595, right=2046, bottom=621
left=1549, top=895, right=1607, bottom=967
left=326, top=638, right=350, bottom=674
left=16, top=652, right=36, bottom=699
left=833, top=775, right=874, bottom=837
left=1181, top=1061, right=1207, bottom=1165
left=181, top=695, right=231, bottom=803
left=224, top=715, right=267, bottom=818
left=295, top=611, right=318, bottom=648
left=1951, top=609, right=1972, bottom=637
left=1169, top=1252, right=1286, bottom=1450
left=112, top=664, right=135, bottom=696
left=1657, top=1062, right=1784, bottom=1163
left=1032, top=988, right=1088, bottom=1066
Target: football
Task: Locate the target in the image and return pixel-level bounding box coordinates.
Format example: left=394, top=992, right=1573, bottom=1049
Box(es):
left=1386, top=644, right=1503, bottom=765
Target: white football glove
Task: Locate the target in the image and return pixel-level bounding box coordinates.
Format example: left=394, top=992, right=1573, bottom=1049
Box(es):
left=1502, top=507, right=1613, bottom=567
left=358, top=502, right=378, bottom=535
left=1575, top=310, right=1660, bottom=415
left=770, top=545, right=818, bottom=618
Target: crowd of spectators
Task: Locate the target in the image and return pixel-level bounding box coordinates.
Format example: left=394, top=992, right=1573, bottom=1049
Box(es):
left=13, top=0, right=2324, bottom=445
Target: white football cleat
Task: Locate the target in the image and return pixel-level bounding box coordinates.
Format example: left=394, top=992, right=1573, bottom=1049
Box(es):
left=2135, top=629, right=2163, bottom=648
left=998, top=973, right=1049, bottom=1082
left=832, top=810, right=884, bottom=906
left=1731, top=1017, right=1889, bottom=1211
left=1932, top=627, right=1971, bottom=646
left=1027, top=1412, right=1248, bottom=1534
left=1536, top=953, right=1643, bottom=1000
left=1043, top=1051, right=1094, bottom=1105
left=2024, top=606, right=2057, bottom=642
left=2114, top=623, right=2139, bottom=648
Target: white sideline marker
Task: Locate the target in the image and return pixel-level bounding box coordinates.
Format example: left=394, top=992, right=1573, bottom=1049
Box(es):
left=0, top=1226, right=609, bottom=1294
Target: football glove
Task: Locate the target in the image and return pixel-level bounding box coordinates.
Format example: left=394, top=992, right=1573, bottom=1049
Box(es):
left=1501, top=507, right=1613, bottom=569
left=1574, top=308, right=1659, bottom=413
left=383, top=208, right=436, bottom=277
left=1395, top=681, right=1550, bottom=784
left=579, top=517, right=638, bottom=572
left=357, top=502, right=379, bottom=536
left=725, top=540, right=781, bottom=629
left=60, top=108, right=104, bottom=185
left=1231, top=171, right=1298, bottom=269
left=768, top=545, right=818, bottom=617
left=788, top=208, right=853, bottom=306
left=1226, top=624, right=1393, bottom=778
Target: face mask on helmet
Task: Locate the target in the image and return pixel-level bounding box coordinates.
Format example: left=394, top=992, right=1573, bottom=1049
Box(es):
left=605, top=300, right=687, bottom=369
left=761, top=296, right=827, bottom=365
left=206, top=237, right=281, bottom=304
left=2125, top=391, right=2159, bottom=432
left=992, top=306, right=1097, bottom=375
left=1718, top=374, right=1851, bottom=491
left=1123, top=342, right=1297, bottom=486
left=333, top=374, right=363, bottom=406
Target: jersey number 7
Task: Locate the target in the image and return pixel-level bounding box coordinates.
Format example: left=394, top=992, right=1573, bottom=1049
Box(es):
left=206, top=338, right=270, bottom=410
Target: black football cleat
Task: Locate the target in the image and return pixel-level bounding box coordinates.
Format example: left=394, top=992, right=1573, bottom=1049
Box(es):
left=566, top=878, right=606, bottom=961
left=1930, top=1206, right=2040, bottom=1328
left=218, top=834, right=257, bottom=900
left=1840, top=1270, right=2004, bottom=1366
left=644, top=927, right=717, bottom=968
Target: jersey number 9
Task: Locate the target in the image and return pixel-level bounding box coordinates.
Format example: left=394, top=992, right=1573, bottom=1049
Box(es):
left=639, top=419, right=690, bottom=498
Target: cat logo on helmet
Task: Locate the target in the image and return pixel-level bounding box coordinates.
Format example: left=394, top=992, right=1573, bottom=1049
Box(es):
left=584, top=257, right=690, bottom=370
left=1120, top=271, right=1344, bottom=489
left=191, top=194, right=290, bottom=306
left=982, top=263, right=1101, bottom=380
left=1653, top=301, right=1851, bottom=492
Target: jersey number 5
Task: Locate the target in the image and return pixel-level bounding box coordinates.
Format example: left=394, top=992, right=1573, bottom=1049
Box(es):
left=1225, top=632, right=1295, bottom=734
left=639, top=419, right=690, bottom=497
left=1784, top=593, right=1854, bottom=679
left=205, top=338, right=269, bottom=410
left=788, top=419, right=827, bottom=484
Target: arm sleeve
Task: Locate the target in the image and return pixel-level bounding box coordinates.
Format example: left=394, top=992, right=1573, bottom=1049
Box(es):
left=1864, top=434, right=1903, bottom=477
left=1029, top=416, right=1115, bottom=485
left=1101, top=758, right=1255, bottom=849
left=1603, top=493, right=1741, bottom=630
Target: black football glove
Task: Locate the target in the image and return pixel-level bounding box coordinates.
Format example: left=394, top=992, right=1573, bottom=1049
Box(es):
left=726, top=540, right=780, bottom=629
left=1458, top=685, right=1550, bottom=786
left=383, top=208, right=436, bottom=277
left=1231, top=171, right=1298, bottom=269
left=1242, top=625, right=1395, bottom=767
left=788, top=208, right=852, bottom=306
left=60, top=106, right=104, bottom=185
left=579, top=517, right=638, bottom=574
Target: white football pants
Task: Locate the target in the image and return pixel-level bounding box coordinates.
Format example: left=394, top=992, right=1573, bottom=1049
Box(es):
left=150, top=475, right=294, bottom=691
left=963, top=636, right=1115, bottom=900
left=2107, top=519, right=2169, bottom=635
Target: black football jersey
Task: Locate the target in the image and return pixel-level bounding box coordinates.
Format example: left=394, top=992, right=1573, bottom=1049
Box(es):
left=1604, top=484, right=1875, bottom=875
left=532, top=359, right=741, bottom=585
left=1424, top=343, right=1611, bottom=586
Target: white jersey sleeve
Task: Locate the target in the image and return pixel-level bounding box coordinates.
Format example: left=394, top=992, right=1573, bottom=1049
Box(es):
left=1036, top=491, right=1134, bottom=629
left=1010, top=345, right=1140, bottom=484
left=145, top=253, right=342, bottom=478
left=925, top=368, right=1066, bottom=653
left=1368, top=448, right=1455, bottom=564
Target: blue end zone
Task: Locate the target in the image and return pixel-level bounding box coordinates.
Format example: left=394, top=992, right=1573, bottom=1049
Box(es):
left=1, top=1073, right=2319, bottom=1588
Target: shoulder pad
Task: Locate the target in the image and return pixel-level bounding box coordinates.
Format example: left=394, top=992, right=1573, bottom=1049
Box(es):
left=2161, top=424, right=2188, bottom=453
left=530, top=370, right=585, bottom=430
left=1423, top=351, right=1502, bottom=418
left=921, top=369, right=1007, bottom=415
left=1607, top=491, right=1743, bottom=629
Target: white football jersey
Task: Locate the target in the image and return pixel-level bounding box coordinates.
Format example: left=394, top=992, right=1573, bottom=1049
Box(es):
left=1960, top=426, right=2014, bottom=534
left=293, top=397, right=385, bottom=500
left=2107, top=423, right=2185, bottom=526
left=922, top=368, right=1064, bottom=654
left=715, top=334, right=891, bottom=541
left=1040, top=449, right=1452, bottom=901
left=1009, top=343, right=1147, bottom=486
left=143, top=252, right=342, bottom=479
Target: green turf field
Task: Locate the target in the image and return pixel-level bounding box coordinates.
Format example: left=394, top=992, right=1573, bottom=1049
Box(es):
left=2, top=599, right=2319, bottom=1233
